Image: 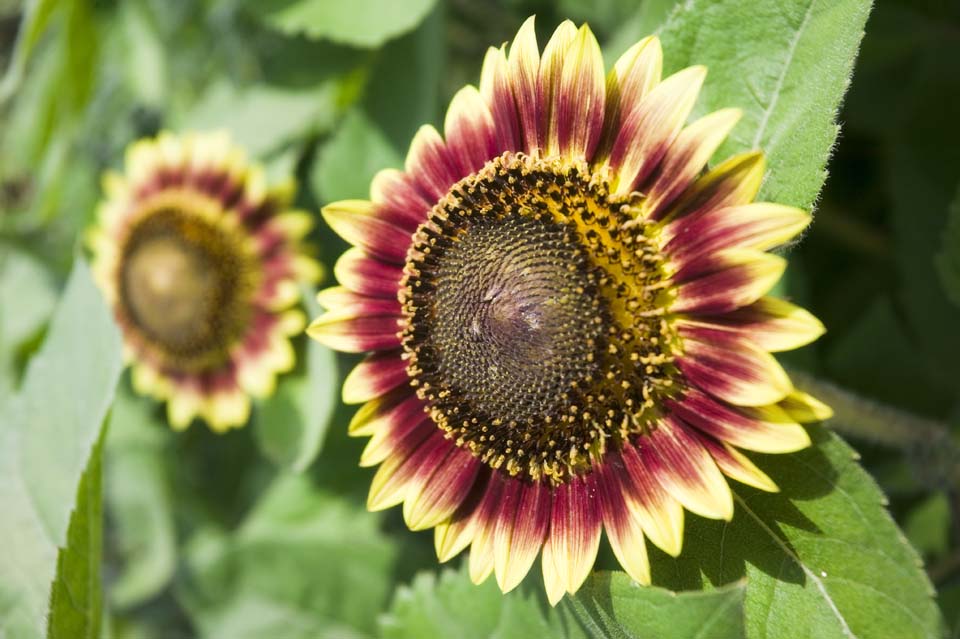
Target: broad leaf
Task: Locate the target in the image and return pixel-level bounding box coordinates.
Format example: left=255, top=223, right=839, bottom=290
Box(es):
left=179, top=475, right=397, bottom=638
left=568, top=573, right=746, bottom=639
left=311, top=108, right=402, bottom=202
left=179, top=80, right=340, bottom=158
left=659, top=0, right=873, bottom=210
left=650, top=426, right=943, bottom=639
left=362, top=10, right=444, bottom=151
left=381, top=566, right=576, bottom=639
left=246, top=0, right=438, bottom=49
left=46, top=433, right=105, bottom=639
left=603, top=0, right=680, bottom=60
left=0, top=260, right=123, bottom=639
left=381, top=566, right=746, bottom=639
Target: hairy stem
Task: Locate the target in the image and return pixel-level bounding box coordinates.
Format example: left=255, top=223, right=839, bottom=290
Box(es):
left=788, top=369, right=960, bottom=491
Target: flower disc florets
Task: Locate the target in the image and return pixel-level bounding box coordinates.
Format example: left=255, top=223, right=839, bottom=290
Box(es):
left=402, top=153, right=676, bottom=483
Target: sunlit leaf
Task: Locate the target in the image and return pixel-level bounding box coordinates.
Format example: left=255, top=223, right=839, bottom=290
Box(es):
left=46, top=432, right=105, bottom=639
left=659, top=0, right=873, bottom=210
left=381, top=566, right=747, bottom=639
left=381, top=566, right=576, bottom=639
left=651, top=426, right=943, bottom=639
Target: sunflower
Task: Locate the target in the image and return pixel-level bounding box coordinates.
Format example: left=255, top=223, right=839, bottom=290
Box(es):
left=308, top=18, right=831, bottom=603
left=88, top=131, right=321, bottom=431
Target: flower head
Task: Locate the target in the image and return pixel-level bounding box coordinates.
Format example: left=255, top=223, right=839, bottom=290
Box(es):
left=89, top=131, right=321, bottom=431
left=309, top=18, right=831, bottom=603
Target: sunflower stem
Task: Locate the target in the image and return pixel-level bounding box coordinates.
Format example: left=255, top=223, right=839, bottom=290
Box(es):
left=788, top=368, right=960, bottom=491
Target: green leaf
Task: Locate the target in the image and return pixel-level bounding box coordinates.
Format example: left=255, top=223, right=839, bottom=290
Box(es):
left=46, top=432, right=105, bottom=639
left=246, top=0, right=439, bottom=49
left=254, top=309, right=338, bottom=473
left=568, top=573, right=746, bottom=639
left=362, top=8, right=444, bottom=151
left=381, top=565, right=576, bottom=639
left=0, top=259, right=123, bottom=639
left=936, top=185, right=960, bottom=309
left=658, top=0, right=873, bottom=210
left=179, top=475, right=397, bottom=638
left=650, top=426, right=943, bottom=639
left=381, top=565, right=745, bottom=639
left=178, top=79, right=340, bottom=158
left=603, top=0, right=680, bottom=60
left=311, top=108, right=403, bottom=202
left=104, top=384, right=176, bottom=609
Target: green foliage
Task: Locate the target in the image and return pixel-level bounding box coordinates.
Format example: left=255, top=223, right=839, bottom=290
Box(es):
left=312, top=108, right=402, bottom=202
left=381, top=566, right=566, bottom=639
left=178, top=475, right=397, bottom=638
left=381, top=566, right=747, bottom=639
left=652, top=426, right=942, bottom=639
left=254, top=291, right=338, bottom=473
left=47, top=433, right=105, bottom=639
left=104, top=385, right=177, bottom=609
left=0, top=245, right=56, bottom=397
left=1, top=0, right=958, bottom=637
left=0, top=260, right=122, bottom=639
left=180, top=80, right=341, bottom=159
left=360, top=8, right=445, bottom=150
left=568, top=574, right=746, bottom=639
left=246, top=0, right=439, bottom=48
left=659, top=0, right=872, bottom=211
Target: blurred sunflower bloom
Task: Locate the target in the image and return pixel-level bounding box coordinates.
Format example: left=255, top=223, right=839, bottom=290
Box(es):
left=88, top=131, right=321, bottom=431
left=309, top=18, right=831, bottom=603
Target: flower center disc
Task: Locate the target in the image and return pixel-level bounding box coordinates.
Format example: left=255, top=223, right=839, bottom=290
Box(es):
left=119, top=207, right=253, bottom=369
left=402, top=153, right=677, bottom=483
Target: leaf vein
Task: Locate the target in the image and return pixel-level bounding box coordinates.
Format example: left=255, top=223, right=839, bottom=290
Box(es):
left=734, top=494, right=858, bottom=639
left=750, top=0, right=816, bottom=149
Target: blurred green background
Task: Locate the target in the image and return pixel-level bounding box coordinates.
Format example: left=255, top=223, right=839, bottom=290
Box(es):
left=0, top=0, right=958, bottom=637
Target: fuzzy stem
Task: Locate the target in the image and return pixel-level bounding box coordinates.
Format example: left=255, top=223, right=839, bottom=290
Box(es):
left=788, top=369, right=960, bottom=491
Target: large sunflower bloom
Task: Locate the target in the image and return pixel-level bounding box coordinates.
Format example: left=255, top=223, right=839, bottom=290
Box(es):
left=309, top=18, right=831, bottom=603
left=89, top=131, right=321, bottom=431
